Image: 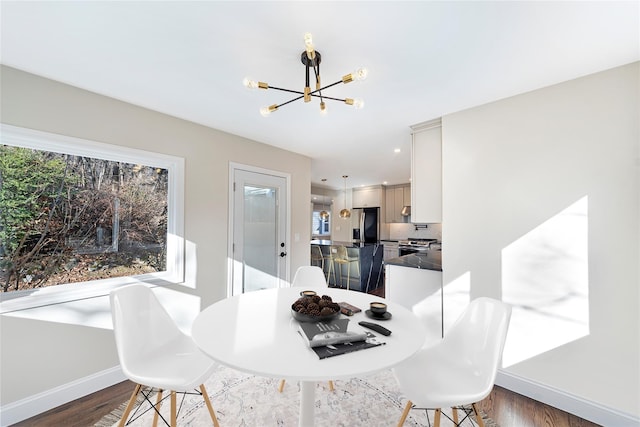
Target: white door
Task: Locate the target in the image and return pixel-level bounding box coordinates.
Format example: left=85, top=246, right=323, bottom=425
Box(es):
left=230, top=166, right=288, bottom=295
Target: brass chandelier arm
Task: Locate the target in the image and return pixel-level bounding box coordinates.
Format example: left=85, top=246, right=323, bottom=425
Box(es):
left=267, top=79, right=342, bottom=97
left=276, top=94, right=306, bottom=109
left=267, top=79, right=348, bottom=109
left=267, top=86, right=307, bottom=95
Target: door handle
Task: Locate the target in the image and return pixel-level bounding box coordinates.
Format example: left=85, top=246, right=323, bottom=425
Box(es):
left=280, top=252, right=287, bottom=257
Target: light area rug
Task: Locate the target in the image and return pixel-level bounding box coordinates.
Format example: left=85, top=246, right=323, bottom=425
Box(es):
left=97, top=363, right=497, bottom=427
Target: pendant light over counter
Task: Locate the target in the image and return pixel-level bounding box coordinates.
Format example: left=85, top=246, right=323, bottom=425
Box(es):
left=339, top=175, right=351, bottom=219
left=319, top=178, right=329, bottom=220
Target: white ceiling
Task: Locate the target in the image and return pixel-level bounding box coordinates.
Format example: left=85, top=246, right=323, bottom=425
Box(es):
left=1, top=1, right=638, bottom=190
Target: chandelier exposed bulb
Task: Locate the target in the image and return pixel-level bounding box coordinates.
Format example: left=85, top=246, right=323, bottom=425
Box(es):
left=345, top=98, right=365, bottom=109
left=354, top=67, right=368, bottom=81
left=304, top=33, right=315, bottom=60
left=243, top=78, right=268, bottom=90
left=342, top=68, right=368, bottom=84
left=243, top=78, right=257, bottom=89
left=320, top=101, right=327, bottom=115
left=260, top=104, right=278, bottom=117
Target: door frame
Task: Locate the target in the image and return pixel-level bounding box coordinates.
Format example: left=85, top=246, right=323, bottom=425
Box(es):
left=227, top=162, right=291, bottom=297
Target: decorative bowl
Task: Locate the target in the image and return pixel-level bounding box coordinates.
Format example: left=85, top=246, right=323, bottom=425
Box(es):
left=291, top=295, right=341, bottom=323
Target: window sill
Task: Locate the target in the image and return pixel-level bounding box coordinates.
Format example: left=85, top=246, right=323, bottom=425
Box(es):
left=1, top=284, right=201, bottom=333
left=0, top=272, right=181, bottom=315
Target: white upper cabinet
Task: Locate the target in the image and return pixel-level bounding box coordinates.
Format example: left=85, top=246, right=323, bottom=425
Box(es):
left=411, top=119, right=442, bottom=223
left=352, top=186, right=382, bottom=208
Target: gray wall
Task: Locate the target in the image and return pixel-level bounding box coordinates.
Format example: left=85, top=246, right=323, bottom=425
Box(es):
left=0, top=65, right=311, bottom=405
left=442, top=62, right=639, bottom=417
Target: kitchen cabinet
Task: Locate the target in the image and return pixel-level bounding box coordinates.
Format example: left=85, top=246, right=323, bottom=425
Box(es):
left=404, top=185, right=411, bottom=206
left=385, top=184, right=411, bottom=223
left=382, top=241, right=399, bottom=260
left=352, top=186, right=382, bottom=208
left=410, top=119, right=442, bottom=223
left=385, top=263, right=443, bottom=344
left=385, top=263, right=442, bottom=309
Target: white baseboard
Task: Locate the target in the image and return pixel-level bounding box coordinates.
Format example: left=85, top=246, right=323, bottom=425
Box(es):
left=0, top=366, right=126, bottom=427
left=496, top=369, right=640, bottom=426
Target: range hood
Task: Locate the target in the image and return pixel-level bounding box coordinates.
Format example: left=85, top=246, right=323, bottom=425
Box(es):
left=401, top=206, right=411, bottom=216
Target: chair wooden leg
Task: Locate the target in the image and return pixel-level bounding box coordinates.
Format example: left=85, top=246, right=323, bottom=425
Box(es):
left=451, top=406, right=459, bottom=425
left=397, top=400, right=413, bottom=427
left=278, top=379, right=286, bottom=392
left=152, top=389, right=163, bottom=427
left=328, top=380, right=335, bottom=391
left=472, top=403, right=485, bottom=427
left=434, top=408, right=442, bottom=427
left=170, top=391, right=177, bottom=427
left=200, top=384, right=220, bottom=427
left=118, top=384, right=142, bottom=427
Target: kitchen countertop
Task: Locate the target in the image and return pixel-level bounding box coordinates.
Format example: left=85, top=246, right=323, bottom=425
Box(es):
left=311, top=239, right=380, bottom=248
left=384, top=250, right=442, bottom=271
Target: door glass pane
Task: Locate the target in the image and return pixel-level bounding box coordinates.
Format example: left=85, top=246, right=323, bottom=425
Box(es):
left=243, top=185, right=278, bottom=292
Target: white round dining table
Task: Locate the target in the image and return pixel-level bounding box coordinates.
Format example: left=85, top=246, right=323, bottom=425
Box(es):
left=191, top=287, right=426, bottom=427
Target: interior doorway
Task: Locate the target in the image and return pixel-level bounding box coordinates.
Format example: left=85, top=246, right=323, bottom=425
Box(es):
left=229, top=164, right=289, bottom=296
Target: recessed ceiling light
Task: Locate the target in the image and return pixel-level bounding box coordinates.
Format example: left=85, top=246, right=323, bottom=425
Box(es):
left=394, top=148, right=401, bottom=153
left=383, top=181, right=388, bottom=185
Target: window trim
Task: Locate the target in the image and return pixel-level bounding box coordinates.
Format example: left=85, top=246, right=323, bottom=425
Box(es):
left=0, top=124, right=185, bottom=313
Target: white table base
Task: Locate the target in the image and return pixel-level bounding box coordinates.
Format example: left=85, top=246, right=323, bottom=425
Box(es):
left=299, top=381, right=315, bottom=427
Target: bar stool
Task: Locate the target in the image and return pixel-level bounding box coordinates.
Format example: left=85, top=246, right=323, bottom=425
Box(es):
left=310, top=245, right=324, bottom=270
left=331, top=245, right=359, bottom=290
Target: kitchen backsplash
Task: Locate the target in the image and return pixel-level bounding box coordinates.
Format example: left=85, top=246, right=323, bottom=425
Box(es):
left=389, top=223, right=442, bottom=241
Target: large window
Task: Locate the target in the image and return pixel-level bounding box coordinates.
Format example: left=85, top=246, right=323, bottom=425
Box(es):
left=0, top=125, right=184, bottom=312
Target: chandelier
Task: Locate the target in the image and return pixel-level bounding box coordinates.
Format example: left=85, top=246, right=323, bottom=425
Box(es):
left=243, top=33, right=368, bottom=116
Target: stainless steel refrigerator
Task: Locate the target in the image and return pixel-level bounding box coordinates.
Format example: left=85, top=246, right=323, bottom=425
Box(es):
left=352, top=207, right=379, bottom=243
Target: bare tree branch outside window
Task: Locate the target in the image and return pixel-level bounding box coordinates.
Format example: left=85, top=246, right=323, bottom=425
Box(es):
left=0, top=145, right=168, bottom=292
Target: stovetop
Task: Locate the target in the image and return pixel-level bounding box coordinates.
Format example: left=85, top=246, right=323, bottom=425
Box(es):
left=398, top=238, right=438, bottom=247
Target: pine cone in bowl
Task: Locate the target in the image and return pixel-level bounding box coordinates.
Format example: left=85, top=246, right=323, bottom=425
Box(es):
left=291, top=295, right=341, bottom=322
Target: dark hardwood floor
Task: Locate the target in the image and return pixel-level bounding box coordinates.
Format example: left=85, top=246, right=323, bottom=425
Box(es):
left=12, top=379, right=601, bottom=427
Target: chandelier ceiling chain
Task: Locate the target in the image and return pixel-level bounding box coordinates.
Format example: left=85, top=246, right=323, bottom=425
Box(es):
left=243, top=33, right=368, bottom=116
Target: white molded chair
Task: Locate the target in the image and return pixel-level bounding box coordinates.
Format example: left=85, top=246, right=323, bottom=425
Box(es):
left=292, top=265, right=329, bottom=288
left=279, top=266, right=334, bottom=393
left=110, top=284, right=220, bottom=427
left=393, top=297, right=511, bottom=427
